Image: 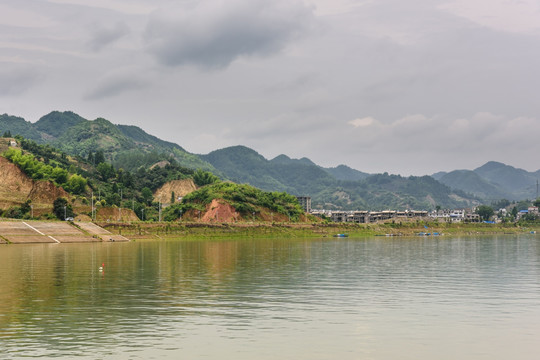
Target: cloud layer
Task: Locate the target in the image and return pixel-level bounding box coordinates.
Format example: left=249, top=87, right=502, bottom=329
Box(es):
left=1, top=0, right=540, bottom=175
left=144, top=0, right=314, bottom=68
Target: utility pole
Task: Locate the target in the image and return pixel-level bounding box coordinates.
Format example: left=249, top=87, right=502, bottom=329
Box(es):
left=91, top=191, right=94, bottom=221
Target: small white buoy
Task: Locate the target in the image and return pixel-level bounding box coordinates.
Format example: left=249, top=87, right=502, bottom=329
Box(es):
left=99, top=263, right=105, bottom=272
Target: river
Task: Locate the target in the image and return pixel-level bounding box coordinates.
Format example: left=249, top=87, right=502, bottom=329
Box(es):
left=1, top=236, right=539, bottom=359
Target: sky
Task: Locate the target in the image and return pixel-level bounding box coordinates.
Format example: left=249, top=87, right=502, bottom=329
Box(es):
left=2, top=0, right=540, bottom=176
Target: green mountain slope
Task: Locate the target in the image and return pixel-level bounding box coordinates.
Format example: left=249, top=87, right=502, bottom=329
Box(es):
left=435, top=161, right=540, bottom=201
left=438, top=170, right=509, bottom=200
left=34, top=111, right=86, bottom=138
left=323, top=164, right=369, bottom=181
left=202, top=146, right=476, bottom=210
left=0, top=111, right=214, bottom=172
left=117, top=124, right=185, bottom=151
left=473, top=161, right=537, bottom=199
left=2, top=111, right=532, bottom=209
left=0, top=114, right=44, bottom=141
left=52, top=117, right=134, bottom=157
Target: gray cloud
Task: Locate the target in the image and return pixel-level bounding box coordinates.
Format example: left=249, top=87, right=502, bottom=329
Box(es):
left=0, top=67, right=42, bottom=96
left=144, top=0, right=315, bottom=68
left=84, top=71, right=149, bottom=100
left=87, top=22, right=130, bottom=52
left=4, top=0, right=540, bottom=176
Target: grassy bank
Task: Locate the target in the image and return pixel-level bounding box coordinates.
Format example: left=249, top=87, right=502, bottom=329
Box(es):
left=98, top=220, right=540, bottom=240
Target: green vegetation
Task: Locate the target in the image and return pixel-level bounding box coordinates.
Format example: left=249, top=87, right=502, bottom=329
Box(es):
left=53, top=197, right=73, bottom=220
left=171, top=182, right=304, bottom=221
left=0, top=134, right=201, bottom=221
left=476, top=205, right=494, bottom=221
left=202, top=146, right=476, bottom=210
left=1, top=111, right=216, bottom=172
left=437, top=161, right=540, bottom=201
left=2, top=110, right=539, bottom=212
left=192, top=169, right=220, bottom=186
left=3, top=147, right=87, bottom=194
left=101, top=220, right=540, bottom=240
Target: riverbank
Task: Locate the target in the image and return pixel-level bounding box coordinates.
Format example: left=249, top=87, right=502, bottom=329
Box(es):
left=98, top=220, right=540, bottom=240
left=2, top=219, right=537, bottom=244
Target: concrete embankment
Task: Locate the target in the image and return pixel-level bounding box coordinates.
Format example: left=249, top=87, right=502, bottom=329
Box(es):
left=0, top=220, right=129, bottom=244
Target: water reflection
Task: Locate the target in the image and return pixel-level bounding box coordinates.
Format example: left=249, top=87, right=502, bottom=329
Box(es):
left=0, top=236, right=540, bottom=359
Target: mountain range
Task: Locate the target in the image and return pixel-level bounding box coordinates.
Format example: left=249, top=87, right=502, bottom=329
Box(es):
left=1, top=111, right=538, bottom=210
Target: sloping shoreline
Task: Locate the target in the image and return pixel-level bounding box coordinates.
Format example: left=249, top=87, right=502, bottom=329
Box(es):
left=0, top=220, right=128, bottom=244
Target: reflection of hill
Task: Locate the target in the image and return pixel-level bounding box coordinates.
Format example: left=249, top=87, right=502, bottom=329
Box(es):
left=0, top=238, right=327, bottom=357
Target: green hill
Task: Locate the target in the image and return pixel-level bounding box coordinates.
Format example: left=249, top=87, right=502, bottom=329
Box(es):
left=323, top=164, right=369, bottom=181
left=0, top=114, right=43, bottom=141
left=0, top=111, right=214, bottom=172
left=34, top=111, right=86, bottom=138
left=432, top=162, right=539, bottom=201
left=438, top=170, right=509, bottom=200
left=202, top=146, right=476, bottom=210
left=3, top=110, right=533, bottom=210
left=473, top=161, right=537, bottom=199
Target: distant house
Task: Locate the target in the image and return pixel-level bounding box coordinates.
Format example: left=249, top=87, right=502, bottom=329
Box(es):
left=296, top=196, right=311, bottom=213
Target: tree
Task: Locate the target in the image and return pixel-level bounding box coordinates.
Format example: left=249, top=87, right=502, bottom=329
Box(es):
left=64, top=174, right=87, bottom=194
left=53, top=197, right=73, bottom=220
left=141, top=187, right=153, bottom=205
left=193, top=169, right=219, bottom=186
left=51, top=167, right=68, bottom=185
left=163, top=204, right=183, bottom=221
left=171, top=191, right=175, bottom=204
left=476, top=205, right=494, bottom=221
left=3, top=130, right=12, bottom=138
left=94, top=150, right=105, bottom=165
left=511, top=206, right=518, bottom=219
left=87, top=151, right=95, bottom=165
left=97, top=162, right=115, bottom=181
left=492, top=199, right=510, bottom=210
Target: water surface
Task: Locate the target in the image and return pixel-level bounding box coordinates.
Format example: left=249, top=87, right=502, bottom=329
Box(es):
left=1, top=236, right=539, bottom=359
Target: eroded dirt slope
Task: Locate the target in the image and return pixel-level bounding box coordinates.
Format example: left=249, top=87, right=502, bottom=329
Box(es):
left=0, top=156, right=69, bottom=210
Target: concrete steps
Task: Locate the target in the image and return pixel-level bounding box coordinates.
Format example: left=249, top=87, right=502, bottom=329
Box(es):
left=0, top=220, right=129, bottom=244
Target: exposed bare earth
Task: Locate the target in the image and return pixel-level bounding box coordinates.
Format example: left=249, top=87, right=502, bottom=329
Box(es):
left=95, top=207, right=139, bottom=222
left=154, top=179, right=197, bottom=205
left=0, top=156, right=70, bottom=211
left=201, top=199, right=239, bottom=222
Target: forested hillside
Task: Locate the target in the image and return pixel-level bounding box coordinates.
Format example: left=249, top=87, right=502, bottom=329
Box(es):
left=1, top=111, right=214, bottom=171
left=202, top=146, right=478, bottom=210
left=3, top=111, right=531, bottom=211
left=433, top=161, right=539, bottom=201
left=0, top=135, right=305, bottom=222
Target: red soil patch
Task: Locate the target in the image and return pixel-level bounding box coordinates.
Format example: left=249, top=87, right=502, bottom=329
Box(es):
left=201, top=199, right=240, bottom=222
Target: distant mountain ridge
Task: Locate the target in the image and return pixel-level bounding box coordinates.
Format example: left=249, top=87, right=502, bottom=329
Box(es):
left=0, top=111, right=212, bottom=171
left=433, top=161, right=539, bottom=201
left=2, top=111, right=536, bottom=209
left=201, top=145, right=477, bottom=210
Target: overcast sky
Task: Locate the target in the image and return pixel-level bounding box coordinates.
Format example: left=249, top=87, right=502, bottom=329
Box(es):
left=2, top=0, right=540, bottom=175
